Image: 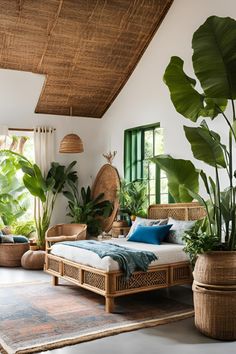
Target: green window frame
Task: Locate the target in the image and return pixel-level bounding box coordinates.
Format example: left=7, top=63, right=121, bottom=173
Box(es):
left=124, top=123, right=173, bottom=205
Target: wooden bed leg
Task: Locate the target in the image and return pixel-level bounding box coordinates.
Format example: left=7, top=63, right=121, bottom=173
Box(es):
left=52, top=276, right=58, bottom=286
left=105, top=297, right=115, bottom=313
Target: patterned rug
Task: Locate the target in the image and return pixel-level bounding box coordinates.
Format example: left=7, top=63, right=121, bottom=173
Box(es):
left=0, top=281, right=194, bottom=354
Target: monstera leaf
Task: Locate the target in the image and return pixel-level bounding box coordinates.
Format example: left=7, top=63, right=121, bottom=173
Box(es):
left=192, top=16, right=236, bottom=99
left=151, top=155, right=199, bottom=202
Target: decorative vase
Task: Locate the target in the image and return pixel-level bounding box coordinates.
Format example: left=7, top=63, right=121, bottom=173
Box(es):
left=193, top=251, right=236, bottom=340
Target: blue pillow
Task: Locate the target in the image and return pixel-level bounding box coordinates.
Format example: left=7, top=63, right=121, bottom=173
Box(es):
left=128, top=224, right=173, bottom=245
left=13, top=235, right=29, bottom=243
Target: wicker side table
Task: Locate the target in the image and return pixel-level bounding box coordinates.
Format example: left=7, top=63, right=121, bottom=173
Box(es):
left=111, top=226, right=130, bottom=238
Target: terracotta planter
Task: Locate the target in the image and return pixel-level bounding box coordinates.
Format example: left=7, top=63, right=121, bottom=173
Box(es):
left=193, top=251, right=236, bottom=340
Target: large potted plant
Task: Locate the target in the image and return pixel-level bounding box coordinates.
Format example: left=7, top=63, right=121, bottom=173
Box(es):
left=0, top=150, right=77, bottom=247
left=152, top=15, right=236, bottom=340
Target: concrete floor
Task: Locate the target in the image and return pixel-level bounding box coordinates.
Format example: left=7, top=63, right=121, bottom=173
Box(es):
left=0, top=268, right=235, bottom=354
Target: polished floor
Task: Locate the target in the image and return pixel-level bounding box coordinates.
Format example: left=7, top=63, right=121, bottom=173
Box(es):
left=0, top=268, right=235, bottom=354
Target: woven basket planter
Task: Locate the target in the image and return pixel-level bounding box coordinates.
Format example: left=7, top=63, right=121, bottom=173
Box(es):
left=193, top=251, right=236, bottom=340
left=0, top=243, right=29, bottom=267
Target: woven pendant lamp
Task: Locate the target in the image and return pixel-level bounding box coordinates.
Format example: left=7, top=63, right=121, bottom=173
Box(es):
left=59, top=133, right=84, bottom=153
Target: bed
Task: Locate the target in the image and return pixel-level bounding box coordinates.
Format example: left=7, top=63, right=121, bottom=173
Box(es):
left=45, top=202, right=205, bottom=312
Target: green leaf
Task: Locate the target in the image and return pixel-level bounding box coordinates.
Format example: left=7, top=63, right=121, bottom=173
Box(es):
left=232, top=120, right=236, bottom=141
left=184, top=126, right=226, bottom=168
left=63, top=191, right=75, bottom=203
left=192, top=16, right=236, bottom=99
left=164, top=56, right=204, bottom=122
left=186, top=188, right=207, bottom=208
left=200, top=170, right=211, bottom=196
left=23, top=175, right=46, bottom=202
left=151, top=155, right=199, bottom=202
left=202, top=98, right=227, bottom=119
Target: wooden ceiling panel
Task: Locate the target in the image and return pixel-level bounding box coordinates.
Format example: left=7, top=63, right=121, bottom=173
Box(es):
left=0, top=0, right=173, bottom=118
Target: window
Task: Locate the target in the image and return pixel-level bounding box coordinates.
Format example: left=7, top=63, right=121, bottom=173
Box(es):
left=124, top=123, right=172, bottom=205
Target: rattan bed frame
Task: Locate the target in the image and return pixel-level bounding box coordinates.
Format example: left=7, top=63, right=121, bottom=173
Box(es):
left=45, top=203, right=205, bottom=312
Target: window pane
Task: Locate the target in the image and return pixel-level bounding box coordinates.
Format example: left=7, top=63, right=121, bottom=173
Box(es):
left=150, top=195, right=156, bottom=205
left=160, top=178, right=168, bottom=194
left=161, top=194, right=169, bottom=204
left=143, top=160, right=149, bottom=179
left=161, top=169, right=166, bottom=178
left=149, top=179, right=156, bottom=195
left=149, top=162, right=156, bottom=180
left=154, top=127, right=164, bottom=155
left=144, top=130, right=153, bottom=158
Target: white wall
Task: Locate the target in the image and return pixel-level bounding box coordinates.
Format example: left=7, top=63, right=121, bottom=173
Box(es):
left=98, top=0, right=236, bottom=194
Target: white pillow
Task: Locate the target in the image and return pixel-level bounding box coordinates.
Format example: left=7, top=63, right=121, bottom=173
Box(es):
left=166, top=217, right=196, bottom=244
left=127, top=216, right=167, bottom=239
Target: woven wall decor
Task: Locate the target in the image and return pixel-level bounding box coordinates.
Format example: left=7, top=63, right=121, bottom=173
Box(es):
left=92, top=164, right=120, bottom=232
left=0, top=0, right=173, bottom=118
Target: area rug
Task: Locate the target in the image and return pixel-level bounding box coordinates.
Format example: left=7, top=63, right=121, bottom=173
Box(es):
left=0, top=282, right=194, bottom=354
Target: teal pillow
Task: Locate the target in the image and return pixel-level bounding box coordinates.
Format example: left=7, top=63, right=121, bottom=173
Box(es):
left=13, top=235, right=29, bottom=243
left=128, top=224, right=172, bottom=245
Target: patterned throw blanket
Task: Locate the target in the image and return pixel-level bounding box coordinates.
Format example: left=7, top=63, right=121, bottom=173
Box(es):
left=59, top=240, right=158, bottom=278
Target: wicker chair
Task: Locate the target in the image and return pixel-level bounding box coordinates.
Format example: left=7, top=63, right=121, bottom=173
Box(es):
left=45, top=223, right=87, bottom=246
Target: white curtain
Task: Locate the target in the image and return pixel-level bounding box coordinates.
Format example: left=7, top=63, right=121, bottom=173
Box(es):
left=0, top=125, right=8, bottom=149
left=34, top=126, right=55, bottom=225
left=34, top=126, right=55, bottom=177
left=0, top=125, right=8, bottom=136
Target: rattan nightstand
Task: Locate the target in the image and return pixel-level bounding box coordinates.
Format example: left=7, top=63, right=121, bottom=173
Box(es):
left=111, top=225, right=130, bottom=238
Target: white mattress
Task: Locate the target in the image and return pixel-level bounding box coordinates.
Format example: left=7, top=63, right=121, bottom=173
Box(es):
left=50, top=238, right=189, bottom=272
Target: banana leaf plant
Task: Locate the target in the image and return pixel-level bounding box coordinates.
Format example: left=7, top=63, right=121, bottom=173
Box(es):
left=0, top=150, right=77, bottom=247
left=0, top=153, right=30, bottom=225
left=152, top=15, right=236, bottom=256
left=63, top=181, right=113, bottom=235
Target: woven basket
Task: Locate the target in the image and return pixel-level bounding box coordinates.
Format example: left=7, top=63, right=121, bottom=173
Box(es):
left=194, top=251, right=236, bottom=286
left=193, top=282, right=236, bottom=340
left=193, top=251, right=236, bottom=340
left=0, top=243, right=29, bottom=267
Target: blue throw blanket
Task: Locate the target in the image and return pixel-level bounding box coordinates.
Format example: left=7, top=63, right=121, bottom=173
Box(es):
left=59, top=240, right=158, bottom=279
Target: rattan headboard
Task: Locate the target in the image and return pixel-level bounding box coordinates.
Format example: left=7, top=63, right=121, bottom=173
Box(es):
left=148, top=202, right=206, bottom=221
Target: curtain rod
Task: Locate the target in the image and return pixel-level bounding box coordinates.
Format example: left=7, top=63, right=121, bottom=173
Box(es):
left=8, top=128, right=56, bottom=132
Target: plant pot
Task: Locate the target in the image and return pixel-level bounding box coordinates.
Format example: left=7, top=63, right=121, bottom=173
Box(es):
left=0, top=243, right=29, bottom=267
left=193, top=251, right=236, bottom=340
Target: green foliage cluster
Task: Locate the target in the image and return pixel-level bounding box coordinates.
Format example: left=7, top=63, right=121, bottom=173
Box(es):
left=12, top=220, right=36, bottom=238
left=0, top=153, right=30, bottom=225
left=118, top=180, right=147, bottom=217
left=152, top=16, right=236, bottom=260
left=0, top=150, right=77, bottom=246
left=63, top=182, right=113, bottom=235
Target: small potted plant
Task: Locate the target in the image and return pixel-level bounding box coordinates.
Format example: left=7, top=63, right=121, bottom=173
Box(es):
left=117, top=179, right=147, bottom=223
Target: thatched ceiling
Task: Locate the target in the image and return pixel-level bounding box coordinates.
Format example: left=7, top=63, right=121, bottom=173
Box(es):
left=0, top=0, right=173, bottom=118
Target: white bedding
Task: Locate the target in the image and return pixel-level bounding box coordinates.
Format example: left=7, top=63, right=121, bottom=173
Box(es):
left=50, top=238, right=189, bottom=272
